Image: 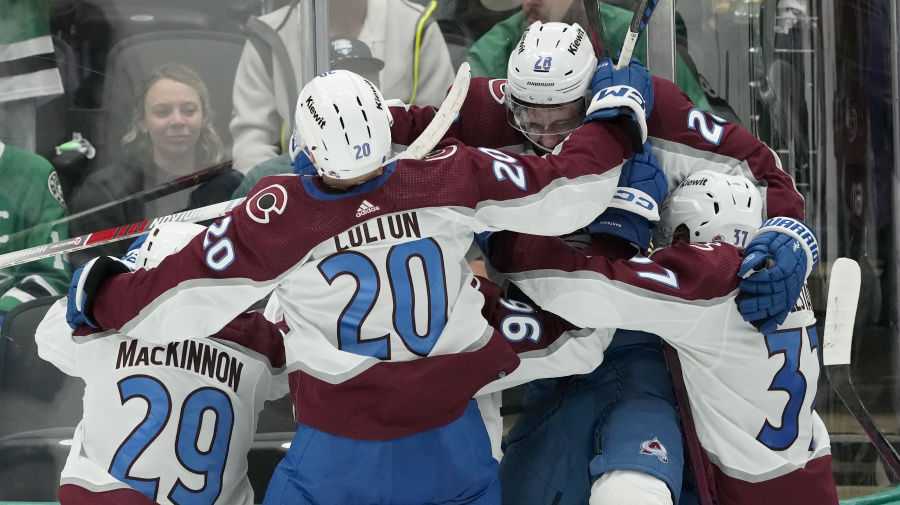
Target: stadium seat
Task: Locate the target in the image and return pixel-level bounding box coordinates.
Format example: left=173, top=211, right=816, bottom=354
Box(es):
left=93, top=30, right=246, bottom=170
left=0, top=427, right=74, bottom=501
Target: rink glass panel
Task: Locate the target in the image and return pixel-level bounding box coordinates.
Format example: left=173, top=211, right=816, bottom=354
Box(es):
left=675, top=0, right=900, bottom=498
left=1, top=0, right=899, bottom=501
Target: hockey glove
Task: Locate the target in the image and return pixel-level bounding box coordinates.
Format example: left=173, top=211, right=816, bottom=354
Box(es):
left=67, top=256, right=133, bottom=329
left=292, top=148, right=317, bottom=175
left=736, top=218, right=819, bottom=335
left=584, top=58, right=654, bottom=153
left=588, top=144, right=667, bottom=251
left=120, top=235, right=147, bottom=268
left=474, top=231, right=496, bottom=259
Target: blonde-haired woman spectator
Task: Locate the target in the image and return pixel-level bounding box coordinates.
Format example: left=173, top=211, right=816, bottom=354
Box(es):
left=69, top=63, right=242, bottom=267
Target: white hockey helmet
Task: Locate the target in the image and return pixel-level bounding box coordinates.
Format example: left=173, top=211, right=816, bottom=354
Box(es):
left=136, top=222, right=206, bottom=270
left=507, top=22, right=597, bottom=105
left=292, top=70, right=393, bottom=180
left=653, top=170, right=764, bottom=249
left=506, top=22, right=597, bottom=148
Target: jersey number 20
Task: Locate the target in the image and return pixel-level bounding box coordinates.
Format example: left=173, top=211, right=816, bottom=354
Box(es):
left=319, top=237, right=448, bottom=358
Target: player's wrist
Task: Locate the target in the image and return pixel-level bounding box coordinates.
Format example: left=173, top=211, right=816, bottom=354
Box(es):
left=753, top=217, right=819, bottom=278
left=588, top=208, right=652, bottom=252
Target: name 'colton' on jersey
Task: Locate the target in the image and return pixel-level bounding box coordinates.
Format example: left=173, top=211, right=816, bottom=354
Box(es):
left=334, top=211, right=422, bottom=251
left=115, top=339, right=244, bottom=393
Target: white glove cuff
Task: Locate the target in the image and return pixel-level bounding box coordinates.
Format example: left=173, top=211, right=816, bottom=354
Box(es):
left=755, top=217, right=819, bottom=279
left=586, top=85, right=649, bottom=144
left=607, top=187, right=660, bottom=221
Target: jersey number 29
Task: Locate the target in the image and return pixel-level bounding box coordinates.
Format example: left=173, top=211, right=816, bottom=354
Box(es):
left=109, top=375, right=234, bottom=504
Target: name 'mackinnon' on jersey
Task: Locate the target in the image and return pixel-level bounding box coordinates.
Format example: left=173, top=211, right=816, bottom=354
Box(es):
left=115, top=339, right=244, bottom=393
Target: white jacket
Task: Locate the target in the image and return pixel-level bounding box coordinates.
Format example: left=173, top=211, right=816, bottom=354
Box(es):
left=230, top=0, right=456, bottom=173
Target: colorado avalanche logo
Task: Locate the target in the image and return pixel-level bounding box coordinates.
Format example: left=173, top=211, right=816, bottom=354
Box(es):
left=424, top=145, right=457, bottom=161
left=246, top=184, right=288, bottom=224
left=712, top=234, right=725, bottom=242
left=640, top=438, right=669, bottom=463
left=489, top=79, right=506, bottom=104
left=332, top=38, right=353, bottom=55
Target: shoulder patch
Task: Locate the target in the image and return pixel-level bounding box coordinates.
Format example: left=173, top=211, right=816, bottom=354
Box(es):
left=424, top=145, right=458, bottom=161
left=488, top=79, right=507, bottom=105
left=246, top=184, right=288, bottom=223
left=47, top=171, right=66, bottom=207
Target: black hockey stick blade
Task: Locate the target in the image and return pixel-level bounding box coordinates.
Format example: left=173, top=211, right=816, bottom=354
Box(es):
left=582, top=0, right=609, bottom=59
left=616, top=0, right=660, bottom=69
left=822, top=258, right=900, bottom=479
left=2, top=159, right=233, bottom=250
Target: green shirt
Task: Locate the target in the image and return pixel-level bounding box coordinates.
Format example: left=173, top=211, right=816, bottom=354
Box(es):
left=0, top=0, right=62, bottom=102
left=466, top=7, right=711, bottom=111
left=232, top=153, right=295, bottom=200
left=0, top=143, right=70, bottom=316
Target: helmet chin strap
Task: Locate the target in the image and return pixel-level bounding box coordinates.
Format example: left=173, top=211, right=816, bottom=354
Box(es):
left=528, top=138, right=555, bottom=155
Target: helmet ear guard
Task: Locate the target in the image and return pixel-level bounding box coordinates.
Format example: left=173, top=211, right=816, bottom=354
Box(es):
left=137, top=222, right=207, bottom=270
left=292, top=70, right=393, bottom=179
left=652, top=170, right=764, bottom=250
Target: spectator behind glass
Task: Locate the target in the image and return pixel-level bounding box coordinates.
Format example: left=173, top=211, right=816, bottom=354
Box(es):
left=465, top=0, right=712, bottom=110
left=0, top=108, right=71, bottom=322
left=229, top=0, right=455, bottom=174
left=230, top=37, right=386, bottom=199
left=68, top=63, right=243, bottom=268
left=0, top=0, right=64, bottom=152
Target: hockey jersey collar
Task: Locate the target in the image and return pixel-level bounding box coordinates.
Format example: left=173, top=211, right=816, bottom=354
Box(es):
left=301, top=161, right=397, bottom=200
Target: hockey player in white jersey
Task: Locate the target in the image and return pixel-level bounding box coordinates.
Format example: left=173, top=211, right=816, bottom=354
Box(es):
left=35, top=222, right=289, bottom=505
left=389, top=21, right=816, bottom=334
left=63, top=66, right=654, bottom=505
left=487, top=171, right=837, bottom=505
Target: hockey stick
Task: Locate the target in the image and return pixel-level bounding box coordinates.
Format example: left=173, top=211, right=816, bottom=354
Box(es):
left=582, top=0, right=609, bottom=59
left=6, top=161, right=233, bottom=247
left=0, top=64, right=472, bottom=270
left=385, top=62, right=470, bottom=163
left=822, top=258, right=900, bottom=479
left=662, top=344, right=716, bottom=505
left=616, top=0, right=660, bottom=70
left=0, top=197, right=247, bottom=270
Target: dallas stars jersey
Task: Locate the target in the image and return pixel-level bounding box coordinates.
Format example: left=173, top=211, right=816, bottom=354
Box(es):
left=36, top=299, right=288, bottom=505
left=0, top=0, right=63, bottom=102
left=489, top=234, right=837, bottom=504
left=389, top=75, right=805, bottom=221
left=0, top=141, right=69, bottom=316
left=87, top=122, right=633, bottom=441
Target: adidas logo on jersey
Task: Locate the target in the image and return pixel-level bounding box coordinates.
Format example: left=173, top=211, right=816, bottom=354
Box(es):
left=356, top=200, right=380, bottom=217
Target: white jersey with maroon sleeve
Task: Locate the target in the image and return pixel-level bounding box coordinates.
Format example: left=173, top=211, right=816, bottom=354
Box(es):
left=489, top=234, right=830, bottom=484
left=390, top=76, right=805, bottom=221
left=36, top=300, right=287, bottom=505
left=88, top=125, right=632, bottom=440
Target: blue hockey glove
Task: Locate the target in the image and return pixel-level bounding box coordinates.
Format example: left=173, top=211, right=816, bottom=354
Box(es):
left=120, top=235, right=147, bottom=268
left=292, top=148, right=317, bottom=175
left=66, top=256, right=133, bottom=329
left=736, top=218, right=819, bottom=335
left=474, top=231, right=496, bottom=259
left=584, top=58, right=654, bottom=153
left=588, top=144, right=668, bottom=251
